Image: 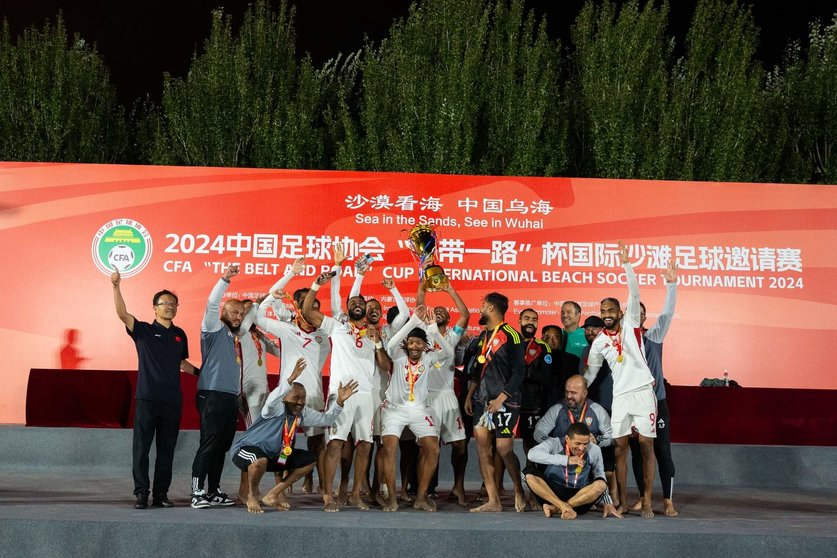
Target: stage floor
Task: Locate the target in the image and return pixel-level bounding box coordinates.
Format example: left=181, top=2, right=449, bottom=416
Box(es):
left=2, top=470, right=836, bottom=558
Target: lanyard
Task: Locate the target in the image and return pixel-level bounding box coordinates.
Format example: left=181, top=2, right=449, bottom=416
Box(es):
left=567, top=401, right=588, bottom=425
left=406, top=359, right=423, bottom=401
left=603, top=327, right=623, bottom=363
left=564, top=441, right=584, bottom=488
left=477, top=323, right=504, bottom=377
left=282, top=415, right=300, bottom=455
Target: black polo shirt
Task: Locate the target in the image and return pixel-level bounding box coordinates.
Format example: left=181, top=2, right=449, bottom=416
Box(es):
left=128, top=320, right=189, bottom=404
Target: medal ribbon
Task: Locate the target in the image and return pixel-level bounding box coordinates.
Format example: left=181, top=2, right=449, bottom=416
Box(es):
left=478, top=323, right=504, bottom=379
left=282, top=415, right=300, bottom=454
left=603, top=327, right=623, bottom=363
left=567, top=401, right=588, bottom=425
left=524, top=339, right=541, bottom=366
left=234, top=335, right=244, bottom=393
left=250, top=332, right=263, bottom=367
left=406, top=360, right=421, bottom=401
left=564, top=441, right=583, bottom=488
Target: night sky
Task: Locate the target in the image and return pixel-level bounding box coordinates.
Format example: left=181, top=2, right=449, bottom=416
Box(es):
left=1, top=0, right=835, bottom=105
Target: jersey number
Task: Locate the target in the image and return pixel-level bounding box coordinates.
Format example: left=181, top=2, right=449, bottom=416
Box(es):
left=496, top=413, right=513, bottom=427
left=424, top=416, right=435, bottom=427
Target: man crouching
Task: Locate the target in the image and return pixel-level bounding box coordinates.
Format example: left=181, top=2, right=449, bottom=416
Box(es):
left=231, top=358, right=358, bottom=513
left=525, top=422, right=622, bottom=520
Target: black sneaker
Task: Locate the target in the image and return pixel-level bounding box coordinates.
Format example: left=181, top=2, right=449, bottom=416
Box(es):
left=134, top=495, right=148, bottom=509
left=208, top=491, right=235, bottom=507
left=152, top=497, right=174, bottom=508
left=190, top=491, right=211, bottom=509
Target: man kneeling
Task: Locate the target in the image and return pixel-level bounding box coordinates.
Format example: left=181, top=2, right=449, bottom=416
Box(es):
left=232, top=358, right=358, bottom=513
left=525, top=422, right=622, bottom=520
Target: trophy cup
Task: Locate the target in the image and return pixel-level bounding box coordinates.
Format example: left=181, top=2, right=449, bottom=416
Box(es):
left=405, top=224, right=449, bottom=292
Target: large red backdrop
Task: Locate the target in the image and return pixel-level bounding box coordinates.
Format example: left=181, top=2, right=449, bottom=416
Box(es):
left=1, top=162, right=835, bottom=424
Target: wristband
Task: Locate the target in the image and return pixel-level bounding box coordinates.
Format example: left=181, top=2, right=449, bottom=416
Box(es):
left=375, top=341, right=383, bottom=350
left=311, top=282, right=321, bottom=292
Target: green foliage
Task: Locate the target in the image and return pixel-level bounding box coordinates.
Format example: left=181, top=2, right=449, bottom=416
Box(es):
left=769, top=13, right=837, bottom=184
left=568, top=0, right=671, bottom=179
left=152, top=0, right=328, bottom=168
left=661, top=0, right=767, bottom=182
left=335, top=0, right=564, bottom=176
left=0, top=15, right=126, bottom=162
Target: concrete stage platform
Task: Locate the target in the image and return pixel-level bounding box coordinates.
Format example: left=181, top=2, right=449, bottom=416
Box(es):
left=1, top=427, right=835, bottom=558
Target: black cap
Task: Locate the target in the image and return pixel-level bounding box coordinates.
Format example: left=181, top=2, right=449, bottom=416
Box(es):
left=582, top=316, right=606, bottom=328
left=406, top=327, right=428, bottom=342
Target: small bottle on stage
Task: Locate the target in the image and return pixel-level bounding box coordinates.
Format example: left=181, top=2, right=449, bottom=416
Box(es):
left=723, top=369, right=729, bottom=387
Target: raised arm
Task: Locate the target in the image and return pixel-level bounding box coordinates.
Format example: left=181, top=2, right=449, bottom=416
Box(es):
left=645, top=259, right=678, bottom=343
left=618, top=241, right=641, bottom=328
left=302, top=272, right=332, bottom=329
left=384, top=277, right=411, bottom=332
left=426, top=320, right=454, bottom=362
left=445, top=283, right=471, bottom=330
left=110, top=269, right=135, bottom=332
left=386, top=309, right=423, bottom=354
left=261, top=357, right=305, bottom=417
left=203, top=264, right=238, bottom=332
left=330, top=242, right=348, bottom=319
left=264, top=258, right=305, bottom=322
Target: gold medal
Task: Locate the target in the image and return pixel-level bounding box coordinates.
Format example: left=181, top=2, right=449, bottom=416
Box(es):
left=236, top=356, right=241, bottom=365
left=257, top=358, right=263, bottom=366
left=409, top=394, right=415, bottom=402
left=283, top=446, right=292, bottom=456
left=617, top=355, right=623, bottom=363
left=477, top=355, right=486, bottom=364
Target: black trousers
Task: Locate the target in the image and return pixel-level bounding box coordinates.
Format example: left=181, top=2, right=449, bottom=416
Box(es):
left=191, top=390, right=238, bottom=494
left=132, top=399, right=181, bottom=497
left=630, top=397, right=675, bottom=499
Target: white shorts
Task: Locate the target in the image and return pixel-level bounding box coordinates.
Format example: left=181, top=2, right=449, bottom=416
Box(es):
left=303, top=394, right=325, bottom=437
left=611, top=386, right=657, bottom=439
left=372, top=390, right=385, bottom=437
left=428, top=390, right=466, bottom=444
left=326, top=392, right=374, bottom=444
left=380, top=402, right=438, bottom=440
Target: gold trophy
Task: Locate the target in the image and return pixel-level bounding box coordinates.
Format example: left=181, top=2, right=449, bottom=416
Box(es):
left=405, top=224, right=449, bottom=292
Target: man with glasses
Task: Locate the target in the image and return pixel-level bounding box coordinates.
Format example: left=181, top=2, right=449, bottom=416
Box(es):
left=110, top=269, right=199, bottom=509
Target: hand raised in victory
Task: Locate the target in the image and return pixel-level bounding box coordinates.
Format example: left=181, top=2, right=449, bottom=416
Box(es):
left=336, top=380, right=359, bottom=406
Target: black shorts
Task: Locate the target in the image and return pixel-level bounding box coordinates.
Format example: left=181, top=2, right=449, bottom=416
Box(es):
left=232, top=445, right=316, bottom=473
left=600, top=444, right=615, bottom=472
left=518, top=411, right=543, bottom=440
left=523, top=463, right=596, bottom=515
left=473, top=401, right=520, bottom=439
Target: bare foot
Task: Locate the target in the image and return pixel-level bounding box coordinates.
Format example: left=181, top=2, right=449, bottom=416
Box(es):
left=374, top=492, right=397, bottom=512
left=349, top=494, right=370, bottom=511
left=302, top=476, right=313, bottom=494
left=239, top=488, right=248, bottom=503
left=398, top=492, right=414, bottom=504
left=514, top=492, right=527, bottom=513
left=262, top=492, right=290, bottom=512
left=641, top=504, right=655, bottom=518
left=336, top=487, right=349, bottom=506
left=470, top=501, right=503, bottom=513
left=543, top=504, right=558, bottom=518
left=448, top=488, right=467, bottom=506
left=323, top=498, right=340, bottom=513
left=246, top=496, right=263, bottom=514
left=617, top=504, right=629, bottom=516
left=560, top=507, right=577, bottom=520
left=414, top=498, right=437, bottom=512
left=664, top=500, right=679, bottom=517
left=630, top=499, right=642, bottom=512
left=527, top=495, right=541, bottom=511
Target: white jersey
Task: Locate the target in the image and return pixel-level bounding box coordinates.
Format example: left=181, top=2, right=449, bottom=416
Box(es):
left=385, top=314, right=453, bottom=407
left=320, top=315, right=377, bottom=395
left=257, top=315, right=330, bottom=400
left=427, top=327, right=463, bottom=393
left=585, top=263, right=654, bottom=398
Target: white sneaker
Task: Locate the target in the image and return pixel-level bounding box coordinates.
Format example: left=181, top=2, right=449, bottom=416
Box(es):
left=190, top=491, right=211, bottom=509
left=208, top=491, right=235, bottom=507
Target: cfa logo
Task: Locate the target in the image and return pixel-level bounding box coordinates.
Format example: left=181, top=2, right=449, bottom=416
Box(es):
left=92, top=219, right=153, bottom=277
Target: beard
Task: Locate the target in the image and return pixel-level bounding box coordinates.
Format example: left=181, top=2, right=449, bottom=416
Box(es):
left=349, top=306, right=366, bottom=321
left=521, top=324, right=536, bottom=338
left=478, top=313, right=488, bottom=326
left=222, top=317, right=240, bottom=333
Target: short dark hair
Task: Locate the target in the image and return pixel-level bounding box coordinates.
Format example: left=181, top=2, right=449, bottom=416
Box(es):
left=152, top=290, right=178, bottom=306
left=600, top=297, right=621, bottom=311
left=566, top=422, right=591, bottom=439
left=640, top=302, right=646, bottom=313
left=484, top=292, right=509, bottom=316
left=386, top=306, right=400, bottom=323
left=563, top=301, right=581, bottom=314
left=542, top=324, right=561, bottom=336
left=519, top=307, right=538, bottom=318
left=293, top=288, right=310, bottom=305
left=346, top=294, right=366, bottom=306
